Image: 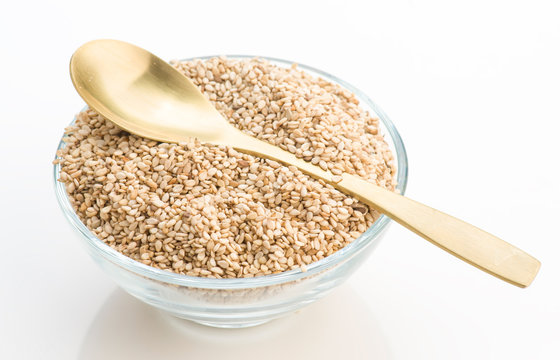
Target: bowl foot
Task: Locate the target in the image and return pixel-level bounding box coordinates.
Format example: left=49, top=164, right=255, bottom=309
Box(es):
left=162, top=311, right=277, bottom=329
left=192, top=319, right=272, bottom=328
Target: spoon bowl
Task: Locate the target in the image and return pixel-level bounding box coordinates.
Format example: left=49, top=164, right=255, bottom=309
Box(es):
left=70, top=39, right=228, bottom=143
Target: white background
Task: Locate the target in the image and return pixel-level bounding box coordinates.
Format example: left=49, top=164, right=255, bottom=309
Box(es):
left=1, top=1, right=559, bottom=359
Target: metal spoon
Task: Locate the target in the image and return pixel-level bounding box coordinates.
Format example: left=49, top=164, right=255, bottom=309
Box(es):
left=69, top=39, right=540, bottom=287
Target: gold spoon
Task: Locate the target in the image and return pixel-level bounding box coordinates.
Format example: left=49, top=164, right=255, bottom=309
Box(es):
left=69, top=39, right=540, bottom=288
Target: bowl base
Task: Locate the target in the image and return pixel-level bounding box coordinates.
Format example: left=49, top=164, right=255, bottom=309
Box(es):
left=163, top=311, right=275, bottom=329
left=192, top=319, right=271, bottom=328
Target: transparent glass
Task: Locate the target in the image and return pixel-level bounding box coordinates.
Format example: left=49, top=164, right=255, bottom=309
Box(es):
left=53, top=55, right=409, bottom=328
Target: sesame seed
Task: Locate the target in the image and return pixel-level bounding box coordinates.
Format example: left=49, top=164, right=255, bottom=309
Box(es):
left=56, top=56, right=396, bottom=278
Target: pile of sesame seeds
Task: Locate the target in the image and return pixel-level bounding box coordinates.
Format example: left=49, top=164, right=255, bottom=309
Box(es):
left=55, top=57, right=396, bottom=278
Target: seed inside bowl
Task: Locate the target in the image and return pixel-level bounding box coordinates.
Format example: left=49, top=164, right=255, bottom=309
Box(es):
left=55, top=57, right=396, bottom=278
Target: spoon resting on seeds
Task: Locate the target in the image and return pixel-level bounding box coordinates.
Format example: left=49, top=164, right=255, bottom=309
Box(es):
left=69, top=39, right=540, bottom=288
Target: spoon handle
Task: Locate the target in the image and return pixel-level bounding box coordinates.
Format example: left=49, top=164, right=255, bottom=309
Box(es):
left=337, top=174, right=541, bottom=288
left=228, top=130, right=540, bottom=288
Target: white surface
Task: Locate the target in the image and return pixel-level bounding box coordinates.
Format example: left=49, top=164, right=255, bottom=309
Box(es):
left=1, top=1, right=559, bottom=359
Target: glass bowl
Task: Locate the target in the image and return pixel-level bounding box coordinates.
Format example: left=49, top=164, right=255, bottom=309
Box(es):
left=53, top=55, right=408, bottom=328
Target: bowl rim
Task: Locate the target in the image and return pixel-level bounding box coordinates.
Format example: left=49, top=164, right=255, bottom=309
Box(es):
left=53, top=54, right=408, bottom=289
